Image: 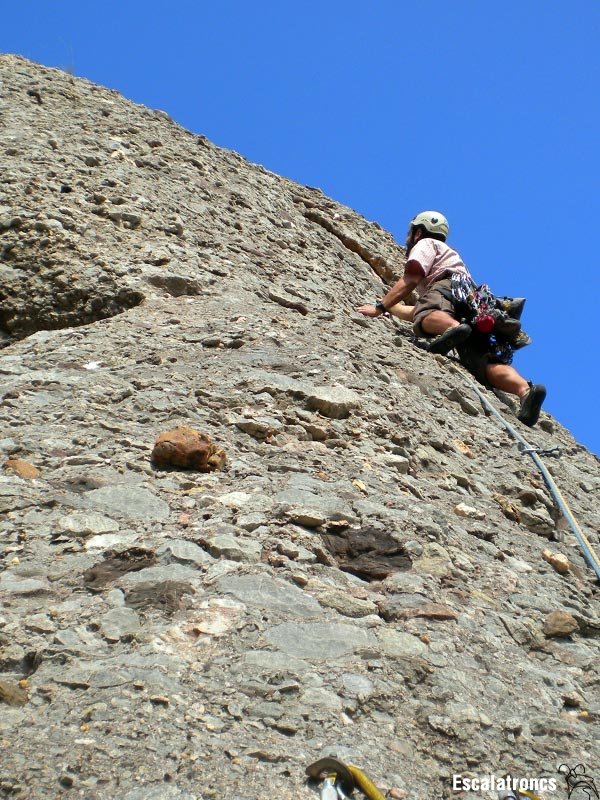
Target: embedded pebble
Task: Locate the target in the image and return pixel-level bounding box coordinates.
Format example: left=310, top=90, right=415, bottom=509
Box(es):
left=543, top=611, right=579, bottom=638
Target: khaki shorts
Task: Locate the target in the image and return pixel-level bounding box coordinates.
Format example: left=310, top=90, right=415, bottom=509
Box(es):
left=412, top=276, right=456, bottom=337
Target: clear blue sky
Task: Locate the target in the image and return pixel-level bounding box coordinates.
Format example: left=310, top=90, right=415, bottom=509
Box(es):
left=4, top=1, right=600, bottom=455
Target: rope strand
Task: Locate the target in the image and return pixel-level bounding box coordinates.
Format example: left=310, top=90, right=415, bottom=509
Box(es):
left=463, top=375, right=600, bottom=582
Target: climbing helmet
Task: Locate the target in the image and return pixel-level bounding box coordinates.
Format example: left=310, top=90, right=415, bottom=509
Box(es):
left=410, top=211, right=449, bottom=239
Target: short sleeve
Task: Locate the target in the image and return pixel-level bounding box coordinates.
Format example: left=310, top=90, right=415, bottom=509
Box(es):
left=408, top=239, right=437, bottom=277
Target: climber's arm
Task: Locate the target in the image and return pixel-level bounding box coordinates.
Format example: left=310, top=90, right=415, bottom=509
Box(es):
left=356, top=261, right=423, bottom=317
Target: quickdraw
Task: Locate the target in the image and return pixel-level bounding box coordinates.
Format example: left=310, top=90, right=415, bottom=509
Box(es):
left=306, top=758, right=386, bottom=800
left=517, top=443, right=561, bottom=458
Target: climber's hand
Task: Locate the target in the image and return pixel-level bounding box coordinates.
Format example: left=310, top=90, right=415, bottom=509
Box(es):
left=356, top=305, right=382, bottom=318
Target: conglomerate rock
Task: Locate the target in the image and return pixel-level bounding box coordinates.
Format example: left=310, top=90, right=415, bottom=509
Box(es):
left=0, top=55, right=599, bottom=800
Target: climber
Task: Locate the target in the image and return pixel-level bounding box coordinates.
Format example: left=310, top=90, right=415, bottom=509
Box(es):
left=356, top=211, right=546, bottom=427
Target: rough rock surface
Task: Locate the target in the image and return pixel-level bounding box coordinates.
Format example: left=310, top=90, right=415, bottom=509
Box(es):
left=0, top=55, right=599, bottom=800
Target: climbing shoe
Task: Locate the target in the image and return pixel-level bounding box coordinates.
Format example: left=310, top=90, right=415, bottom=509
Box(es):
left=517, top=383, right=546, bottom=427
left=428, top=323, right=472, bottom=355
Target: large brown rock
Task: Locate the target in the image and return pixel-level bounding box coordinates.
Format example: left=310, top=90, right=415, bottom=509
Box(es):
left=151, top=427, right=227, bottom=471
left=543, top=610, right=579, bottom=638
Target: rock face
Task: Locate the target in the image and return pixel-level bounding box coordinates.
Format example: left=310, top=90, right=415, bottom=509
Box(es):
left=1, top=55, right=599, bottom=799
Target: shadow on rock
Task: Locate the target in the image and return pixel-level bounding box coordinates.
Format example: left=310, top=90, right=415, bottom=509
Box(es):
left=320, top=527, right=412, bottom=582
left=83, top=547, right=157, bottom=591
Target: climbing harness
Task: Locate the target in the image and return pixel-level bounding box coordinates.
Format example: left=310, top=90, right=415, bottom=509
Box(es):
left=449, top=273, right=517, bottom=364
left=462, top=373, right=600, bottom=582
left=451, top=273, right=497, bottom=329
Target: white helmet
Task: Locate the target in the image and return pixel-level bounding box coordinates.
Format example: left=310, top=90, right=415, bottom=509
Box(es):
left=410, top=211, right=449, bottom=239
